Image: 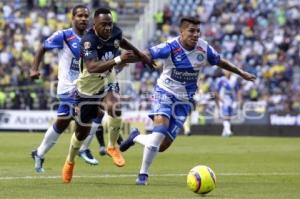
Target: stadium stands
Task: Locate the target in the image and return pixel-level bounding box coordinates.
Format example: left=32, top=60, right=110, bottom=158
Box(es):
left=0, top=0, right=300, bottom=114
left=133, top=0, right=300, bottom=114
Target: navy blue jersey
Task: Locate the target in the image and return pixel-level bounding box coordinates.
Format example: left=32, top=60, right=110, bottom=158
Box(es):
left=77, top=25, right=122, bottom=96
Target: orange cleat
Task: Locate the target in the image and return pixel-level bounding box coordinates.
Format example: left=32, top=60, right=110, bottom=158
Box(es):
left=62, top=161, right=75, bottom=183
left=106, top=147, right=125, bottom=167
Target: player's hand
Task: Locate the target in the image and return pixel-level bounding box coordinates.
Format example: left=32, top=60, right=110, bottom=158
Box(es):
left=30, top=69, right=40, bottom=80
left=120, top=51, right=139, bottom=64
left=136, top=51, right=157, bottom=69
left=241, top=71, right=256, bottom=81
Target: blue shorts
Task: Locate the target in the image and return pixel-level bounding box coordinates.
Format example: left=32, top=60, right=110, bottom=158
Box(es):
left=149, top=86, right=193, bottom=140
left=221, top=105, right=233, bottom=117
left=56, top=92, right=76, bottom=118
left=220, top=102, right=238, bottom=118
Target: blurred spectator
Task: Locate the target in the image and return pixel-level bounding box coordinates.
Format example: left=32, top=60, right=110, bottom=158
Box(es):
left=133, top=0, right=300, bottom=114
left=2, top=0, right=300, bottom=114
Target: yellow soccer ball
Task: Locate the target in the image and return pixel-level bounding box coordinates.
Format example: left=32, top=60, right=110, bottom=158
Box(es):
left=187, top=165, right=216, bottom=194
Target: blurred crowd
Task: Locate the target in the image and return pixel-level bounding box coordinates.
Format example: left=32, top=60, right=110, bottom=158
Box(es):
left=1, top=0, right=300, bottom=114
left=0, top=0, right=142, bottom=110
left=133, top=0, right=300, bottom=114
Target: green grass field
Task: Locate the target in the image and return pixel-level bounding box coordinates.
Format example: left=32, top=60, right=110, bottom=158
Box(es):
left=0, top=132, right=300, bottom=199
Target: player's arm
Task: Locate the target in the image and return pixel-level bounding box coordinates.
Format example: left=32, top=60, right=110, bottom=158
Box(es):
left=206, top=44, right=256, bottom=81
left=85, top=58, right=118, bottom=73
left=30, top=46, right=46, bottom=79
left=82, top=44, right=139, bottom=74
left=217, top=58, right=256, bottom=81
left=31, top=30, right=64, bottom=79
left=120, top=38, right=155, bottom=68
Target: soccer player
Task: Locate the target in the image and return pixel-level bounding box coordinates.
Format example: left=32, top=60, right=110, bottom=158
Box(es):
left=120, top=16, right=256, bottom=185
left=214, top=70, right=242, bottom=136
left=62, top=7, right=149, bottom=183
left=30, top=5, right=100, bottom=173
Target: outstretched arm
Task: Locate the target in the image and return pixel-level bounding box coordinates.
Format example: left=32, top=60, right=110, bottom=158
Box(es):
left=218, top=58, right=256, bottom=81
left=30, top=46, right=46, bottom=79
left=120, top=38, right=155, bottom=68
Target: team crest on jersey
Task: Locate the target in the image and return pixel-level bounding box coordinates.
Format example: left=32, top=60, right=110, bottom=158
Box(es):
left=197, top=54, right=204, bottom=62
left=114, top=40, right=120, bottom=48
left=84, top=41, right=91, bottom=49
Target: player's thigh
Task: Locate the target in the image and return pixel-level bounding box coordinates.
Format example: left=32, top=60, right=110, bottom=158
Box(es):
left=103, top=91, right=121, bottom=116
left=153, top=114, right=170, bottom=127
left=75, top=121, right=91, bottom=141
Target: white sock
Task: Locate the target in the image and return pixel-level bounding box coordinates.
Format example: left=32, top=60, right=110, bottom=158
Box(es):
left=139, top=133, right=165, bottom=175
left=80, top=122, right=100, bottom=151
left=133, top=134, right=149, bottom=146
left=37, top=126, right=60, bottom=158
left=223, top=120, right=231, bottom=133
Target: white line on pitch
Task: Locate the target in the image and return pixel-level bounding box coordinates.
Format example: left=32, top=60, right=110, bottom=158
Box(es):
left=0, top=172, right=300, bottom=181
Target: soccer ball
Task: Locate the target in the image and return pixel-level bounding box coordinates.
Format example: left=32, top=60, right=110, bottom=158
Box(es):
left=186, top=165, right=216, bottom=194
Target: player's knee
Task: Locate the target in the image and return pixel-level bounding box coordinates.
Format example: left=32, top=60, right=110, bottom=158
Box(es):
left=159, top=138, right=172, bottom=152
left=54, top=119, right=71, bottom=134
left=75, top=126, right=90, bottom=141
left=159, top=146, right=167, bottom=152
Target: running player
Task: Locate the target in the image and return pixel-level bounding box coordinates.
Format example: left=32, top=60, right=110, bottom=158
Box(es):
left=120, top=16, right=256, bottom=185
left=61, top=7, right=149, bottom=183
left=30, top=5, right=100, bottom=173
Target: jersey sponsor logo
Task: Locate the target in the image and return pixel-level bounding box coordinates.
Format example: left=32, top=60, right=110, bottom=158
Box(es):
left=172, top=47, right=181, bottom=54
left=69, top=58, right=79, bottom=81
left=70, top=58, right=79, bottom=71
left=196, top=46, right=205, bottom=53
left=114, top=39, right=120, bottom=48
left=170, top=68, right=198, bottom=82
left=175, top=55, right=182, bottom=61
left=66, top=35, right=76, bottom=41
left=71, top=42, right=78, bottom=49
left=84, top=41, right=91, bottom=49
left=101, top=51, right=114, bottom=61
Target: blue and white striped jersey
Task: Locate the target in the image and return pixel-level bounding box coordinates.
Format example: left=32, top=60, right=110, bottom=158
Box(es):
left=43, top=28, right=81, bottom=95
left=149, top=36, right=220, bottom=101
left=216, top=75, right=240, bottom=105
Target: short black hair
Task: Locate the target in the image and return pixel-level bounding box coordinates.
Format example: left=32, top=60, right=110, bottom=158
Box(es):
left=94, top=7, right=111, bottom=18
left=180, top=17, right=201, bottom=27
left=72, top=4, right=88, bottom=16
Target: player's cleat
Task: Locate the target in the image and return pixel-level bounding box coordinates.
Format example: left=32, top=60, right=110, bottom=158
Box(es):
left=136, top=173, right=148, bottom=185
left=119, top=128, right=140, bottom=152
left=31, top=150, right=45, bottom=173
left=62, top=161, right=74, bottom=183
left=106, top=147, right=125, bottom=167
left=78, top=149, right=98, bottom=165
left=99, top=146, right=106, bottom=156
